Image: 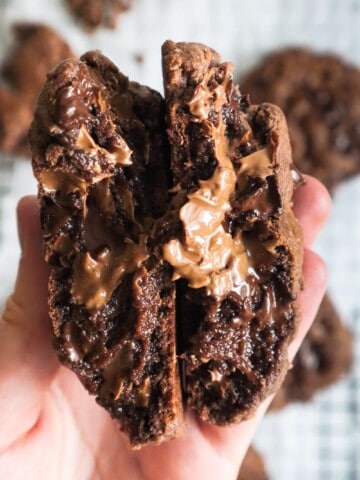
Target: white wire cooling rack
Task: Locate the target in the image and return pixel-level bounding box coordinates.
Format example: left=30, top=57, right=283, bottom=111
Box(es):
left=0, top=1, right=359, bottom=478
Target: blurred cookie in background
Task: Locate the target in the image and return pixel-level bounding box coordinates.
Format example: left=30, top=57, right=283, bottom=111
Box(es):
left=271, top=294, right=353, bottom=411
left=241, top=48, right=360, bottom=192
left=238, top=446, right=269, bottom=480
left=0, top=23, right=74, bottom=157
left=65, top=0, right=133, bottom=30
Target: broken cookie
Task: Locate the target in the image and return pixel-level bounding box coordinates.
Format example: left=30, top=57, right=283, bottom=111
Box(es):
left=29, top=42, right=303, bottom=447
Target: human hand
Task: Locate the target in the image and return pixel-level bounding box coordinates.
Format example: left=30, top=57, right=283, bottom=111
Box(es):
left=0, top=176, right=330, bottom=480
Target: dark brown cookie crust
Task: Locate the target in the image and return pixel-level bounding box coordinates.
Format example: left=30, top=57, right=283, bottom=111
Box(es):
left=162, top=41, right=303, bottom=425
left=241, top=48, right=360, bottom=192
left=66, top=0, right=132, bottom=29
left=0, top=23, right=73, bottom=157
left=238, top=446, right=269, bottom=480
left=271, top=294, right=353, bottom=410
left=29, top=51, right=183, bottom=448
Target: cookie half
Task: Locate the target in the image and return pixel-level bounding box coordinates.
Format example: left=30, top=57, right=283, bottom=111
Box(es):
left=161, top=41, right=303, bottom=424
left=29, top=51, right=183, bottom=447
left=271, top=294, right=353, bottom=410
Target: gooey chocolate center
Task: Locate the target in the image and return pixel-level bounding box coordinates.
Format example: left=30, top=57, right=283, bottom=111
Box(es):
left=163, top=64, right=274, bottom=299
left=43, top=63, right=276, bottom=313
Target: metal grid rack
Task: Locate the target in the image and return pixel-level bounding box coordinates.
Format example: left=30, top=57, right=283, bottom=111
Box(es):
left=0, top=1, right=359, bottom=478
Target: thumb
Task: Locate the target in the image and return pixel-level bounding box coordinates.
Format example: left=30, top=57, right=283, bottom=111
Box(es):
left=0, top=196, right=58, bottom=454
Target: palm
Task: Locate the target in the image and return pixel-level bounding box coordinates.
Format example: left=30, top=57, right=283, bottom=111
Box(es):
left=13, top=364, right=243, bottom=480
left=1, top=178, right=330, bottom=479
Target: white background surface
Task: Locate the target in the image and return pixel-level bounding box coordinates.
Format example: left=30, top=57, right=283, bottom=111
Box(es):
left=0, top=0, right=359, bottom=478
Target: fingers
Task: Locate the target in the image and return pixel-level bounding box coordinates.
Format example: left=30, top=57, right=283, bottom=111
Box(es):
left=0, top=196, right=58, bottom=454
left=288, top=250, right=327, bottom=358
left=293, top=175, right=331, bottom=247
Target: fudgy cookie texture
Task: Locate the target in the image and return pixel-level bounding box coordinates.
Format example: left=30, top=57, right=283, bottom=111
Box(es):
left=29, top=51, right=183, bottom=447
left=238, top=446, right=269, bottom=480
left=66, top=0, right=133, bottom=29
left=162, top=41, right=303, bottom=424
left=241, top=48, right=360, bottom=192
left=30, top=42, right=303, bottom=446
left=271, top=294, right=353, bottom=410
left=0, top=23, right=73, bottom=157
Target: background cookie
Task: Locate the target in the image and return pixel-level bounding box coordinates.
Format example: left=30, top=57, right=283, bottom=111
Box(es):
left=271, top=294, right=353, bottom=410
left=65, top=0, right=133, bottom=29
left=238, top=446, right=269, bottom=480
left=241, top=48, right=360, bottom=192
left=0, top=23, right=73, bottom=157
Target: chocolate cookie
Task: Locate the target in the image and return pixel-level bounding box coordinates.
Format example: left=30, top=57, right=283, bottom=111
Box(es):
left=238, top=446, right=269, bottom=480
left=0, top=23, right=73, bottom=157
left=66, top=0, right=132, bottom=29
left=162, top=41, right=303, bottom=424
left=271, top=294, right=353, bottom=410
left=241, top=48, right=360, bottom=191
left=29, top=51, right=183, bottom=447
left=30, top=42, right=303, bottom=447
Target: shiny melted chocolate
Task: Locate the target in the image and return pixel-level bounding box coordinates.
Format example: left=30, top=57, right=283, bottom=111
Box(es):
left=162, top=65, right=279, bottom=305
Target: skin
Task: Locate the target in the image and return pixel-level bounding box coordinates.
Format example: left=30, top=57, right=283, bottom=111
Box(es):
left=0, top=176, right=330, bottom=480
